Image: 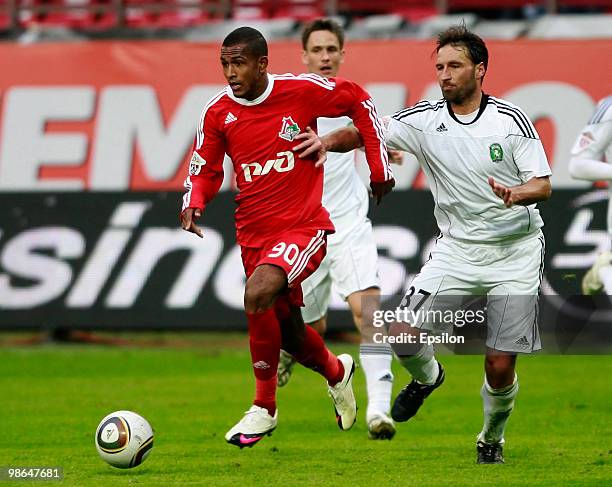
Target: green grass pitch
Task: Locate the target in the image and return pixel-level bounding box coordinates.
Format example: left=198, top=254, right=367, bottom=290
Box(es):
left=1, top=338, right=610, bottom=486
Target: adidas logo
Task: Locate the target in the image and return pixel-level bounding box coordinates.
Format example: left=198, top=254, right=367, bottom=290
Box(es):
left=515, top=336, right=530, bottom=347
left=225, top=112, right=237, bottom=125
left=253, top=360, right=270, bottom=369
left=379, top=373, right=394, bottom=383
left=436, top=123, right=448, bottom=132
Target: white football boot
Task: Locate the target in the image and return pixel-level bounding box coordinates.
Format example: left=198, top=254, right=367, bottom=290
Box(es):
left=225, top=405, right=277, bottom=448
left=582, top=251, right=612, bottom=295
left=366, top=412, right=396, bottom=440
left=277, top=350, right=296, bottom=387
left=327, top=354, right=357, bottom=430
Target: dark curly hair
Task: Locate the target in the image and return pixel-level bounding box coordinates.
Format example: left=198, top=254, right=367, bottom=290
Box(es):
left=436, top=24, right=488, bottom=71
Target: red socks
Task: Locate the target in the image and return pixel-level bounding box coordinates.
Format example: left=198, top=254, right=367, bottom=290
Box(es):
left=292, top=325, right=344, bottom=386
left=246, top=308, right=280, bottom=416
left=246, top=306, right=345, bottom=417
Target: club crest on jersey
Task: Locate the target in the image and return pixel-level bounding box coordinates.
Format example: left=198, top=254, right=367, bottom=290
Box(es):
left=278, top=116, right=301, bottom=142
left=189, top=152, right=206, bottom=175
left=489, top=143, right=504, bottom=163
left=579, top=132, right=594, bottom=149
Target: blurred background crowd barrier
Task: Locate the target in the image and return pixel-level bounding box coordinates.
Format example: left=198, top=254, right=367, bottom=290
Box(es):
left=0, top=0, right=611, bottom=40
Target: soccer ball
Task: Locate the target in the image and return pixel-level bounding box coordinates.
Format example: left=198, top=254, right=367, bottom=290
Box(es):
left=95, top=411, right=154, bottom=469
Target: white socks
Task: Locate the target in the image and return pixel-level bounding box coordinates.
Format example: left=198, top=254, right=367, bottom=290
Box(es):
left=478, top=374, right=519, bottom=445
left=359, top=344, right=394, bottom=418
left=396, top=343, right=438, bottom=385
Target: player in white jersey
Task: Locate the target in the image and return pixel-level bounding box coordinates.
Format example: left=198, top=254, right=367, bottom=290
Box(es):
left=313, top=25, right=552, bottom=463
left=569, top=96, right=612, bottom=295
left=277, top=18, right=397, bottom=440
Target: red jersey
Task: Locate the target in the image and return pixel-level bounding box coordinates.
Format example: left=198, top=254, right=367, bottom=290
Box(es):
left=182, top=73, right=392, bottom=247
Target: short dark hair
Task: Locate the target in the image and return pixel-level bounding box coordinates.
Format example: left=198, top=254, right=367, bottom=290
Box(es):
left=302, top=18, right=345, bottom=50
left=222, top=26, right=268, bottom=58
left=436, top=24, right=488, bottom=71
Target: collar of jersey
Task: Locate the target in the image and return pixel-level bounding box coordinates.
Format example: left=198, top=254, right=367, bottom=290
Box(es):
left=447, top=93, right=489, bottom=125
left=226, top=73, right=274, bottom=106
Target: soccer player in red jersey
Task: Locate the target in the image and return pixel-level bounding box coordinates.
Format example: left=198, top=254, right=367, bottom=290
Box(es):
left=180, top=26, right=394, bottom=448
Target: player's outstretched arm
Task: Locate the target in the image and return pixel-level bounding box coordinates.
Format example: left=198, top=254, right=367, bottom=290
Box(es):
left=569, top=156, right=612, bottom=182
left=181, top=208, right=204, bottom=238
left=323, top=124, right=395, bottom=204
left=569, top=98, right=611, bottom=182
left=292, top=125, right=363, bottom=168
left=488, top=176, right=552, bottom=208
left=322, top=126, right=364, bottom=154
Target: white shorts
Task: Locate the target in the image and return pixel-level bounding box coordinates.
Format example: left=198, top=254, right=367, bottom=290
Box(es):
left=401, top=231, right=545, bottom=353
left=301, top=216, right=380, bottom=324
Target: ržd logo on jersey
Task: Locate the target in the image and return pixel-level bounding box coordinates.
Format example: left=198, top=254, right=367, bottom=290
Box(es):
left=241, top=151, right=295, bottom=182
left=278, top=116, right=301, bottom=142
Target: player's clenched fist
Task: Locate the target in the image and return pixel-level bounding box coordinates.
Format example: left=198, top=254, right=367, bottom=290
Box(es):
left=181, top=208, right=204, bottom=238
left=370, top=179, right=395, bottom=205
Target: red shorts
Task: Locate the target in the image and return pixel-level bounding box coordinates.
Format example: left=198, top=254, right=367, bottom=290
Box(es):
left=241, top=227, right=328, bottom=307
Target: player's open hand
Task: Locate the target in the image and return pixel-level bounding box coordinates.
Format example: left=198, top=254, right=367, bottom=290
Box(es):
left=488, top=176, right=515, bottom=208
left=181, top=208, right=204, bottom=238
left=292, top=126, right=327, bottom=167
left=370, top=179, right=395, bottom=205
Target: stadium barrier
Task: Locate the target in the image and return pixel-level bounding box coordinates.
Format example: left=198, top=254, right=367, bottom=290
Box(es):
left=0, top=190, right=610, bottom=344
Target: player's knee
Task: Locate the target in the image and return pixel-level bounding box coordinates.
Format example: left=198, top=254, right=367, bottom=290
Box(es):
left=244, top=282, right=275, bottom=314
left=348, top=287, right=379, bottom=331
left=485, top=354, right=516, bottom=388
left=244, top=266, right=286, bottom=313
left=387, top=321, right=423, bottom=357
left=485, top=353, right=516, bottom=370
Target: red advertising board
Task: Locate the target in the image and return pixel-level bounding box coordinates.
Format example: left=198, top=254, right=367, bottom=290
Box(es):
left=0, top=39, right=610, bottom=191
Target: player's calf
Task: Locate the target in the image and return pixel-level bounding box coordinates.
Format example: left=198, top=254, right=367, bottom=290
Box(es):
left=478, top=372, right=518, bottom=462
left=278, top=303, right=307, bottom=354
